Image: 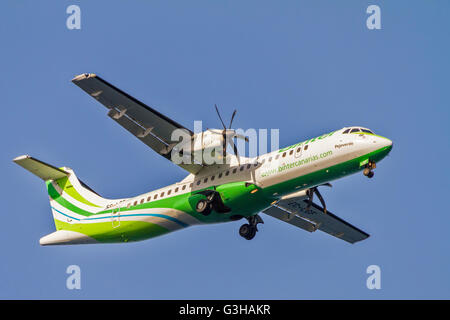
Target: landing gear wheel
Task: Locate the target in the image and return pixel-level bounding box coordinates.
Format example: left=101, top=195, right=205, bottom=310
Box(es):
left=195, top=199, right=211, bottom=215
left=363, top=164, right=375, bottom=178
left=239, top=224, right=250, bottom=237
left=239, top=224, right=256, bottom=240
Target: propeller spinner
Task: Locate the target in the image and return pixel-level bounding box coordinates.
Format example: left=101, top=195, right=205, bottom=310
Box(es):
left=213, top=104, right=248, bottom=164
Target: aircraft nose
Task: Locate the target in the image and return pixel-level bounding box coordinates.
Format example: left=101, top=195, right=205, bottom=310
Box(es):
left=369, top=135, right=392, bottom=152
left=383, top=137, right=393, bottom=149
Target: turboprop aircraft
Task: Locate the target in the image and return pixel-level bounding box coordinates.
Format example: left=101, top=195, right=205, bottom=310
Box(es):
left=13, top=73, right=393, bottom=245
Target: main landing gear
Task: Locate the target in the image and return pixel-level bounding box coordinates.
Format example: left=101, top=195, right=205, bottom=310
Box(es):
left=195, top=191, right=231, bottom=216
left=363, top=160, right=376, bottom=178
left=239, top=215, right=264, bottom=240
left=195, top=198, right=212, bottom=215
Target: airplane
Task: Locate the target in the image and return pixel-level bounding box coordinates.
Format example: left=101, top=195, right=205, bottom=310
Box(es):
left=13, top=73, right=393, bottom=246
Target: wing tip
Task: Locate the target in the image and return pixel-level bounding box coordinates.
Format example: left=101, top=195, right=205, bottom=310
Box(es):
left=13, top=154, right=30, bottom=163
left=350, top=233, right=370, bottom=244
left=72, top=73, right=97, bottom=82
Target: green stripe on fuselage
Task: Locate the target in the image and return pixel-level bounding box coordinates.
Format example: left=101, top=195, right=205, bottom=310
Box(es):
left=263, top=145, right=392, bottom=197
left=56, top=177, right=101, bottom=207
left=54, top=219, right=170, bottom=243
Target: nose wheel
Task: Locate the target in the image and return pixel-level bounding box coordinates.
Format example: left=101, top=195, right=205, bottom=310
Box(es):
left=363, top=161, right=376, bottom=178
left=239, top=215, right=264, bottom=240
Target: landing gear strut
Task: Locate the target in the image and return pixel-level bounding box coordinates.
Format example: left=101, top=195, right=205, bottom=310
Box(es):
left=363, top=161, right=376, bottom=178
left=239, top=215, right=264, bottom=240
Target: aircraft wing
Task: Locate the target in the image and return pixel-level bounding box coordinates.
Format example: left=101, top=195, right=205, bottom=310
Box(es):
left=72, top=73, right=203, bottom=174
left=262, top=194, right=369, bottom=244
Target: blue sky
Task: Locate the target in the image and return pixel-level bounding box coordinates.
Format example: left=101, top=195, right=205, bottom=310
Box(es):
left=1, top=1, right=449, bottom=299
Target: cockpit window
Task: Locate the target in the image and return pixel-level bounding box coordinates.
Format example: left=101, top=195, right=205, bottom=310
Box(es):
left=350, top=128, right=360, bottom=133
left=361, top=129, right=374, bottom=134
left=342, top=129, right=350, bottom=134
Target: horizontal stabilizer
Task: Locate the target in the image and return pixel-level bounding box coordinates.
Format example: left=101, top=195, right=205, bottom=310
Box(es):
left=13, top=155, right=68, bottom=181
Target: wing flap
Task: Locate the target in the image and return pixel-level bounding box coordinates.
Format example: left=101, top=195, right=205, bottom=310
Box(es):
left=262, top=192, right=369, bottom=244
left=72, top=73, right=203, bottom=174
left=263, top=205, right=316, bottom=232
left=277, top=197, right=369, bottom=243
left=108, top=108, right=172, bottom=155
left=72, top=73, right=193, bottom=140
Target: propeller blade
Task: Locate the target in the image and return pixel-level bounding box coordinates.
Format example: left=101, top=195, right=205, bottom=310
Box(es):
left=229, top=109, right=237, bottom=129
left=227, top=138, right=240, bottom=165
left=314, top=188, right=327, bottom=213
left=215, top=104, right=226, bottom=129
left=222, top=132, right=227, bottom=156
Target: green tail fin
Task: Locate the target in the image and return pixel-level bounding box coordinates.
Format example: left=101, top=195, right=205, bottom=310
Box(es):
left=14, top=155, right=108, bottom=227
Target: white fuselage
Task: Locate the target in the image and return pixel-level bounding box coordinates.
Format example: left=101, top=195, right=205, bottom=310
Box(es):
left=117, top=127, right=392, bottom=210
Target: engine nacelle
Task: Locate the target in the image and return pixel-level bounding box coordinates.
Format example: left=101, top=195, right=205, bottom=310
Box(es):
left=177, top=129, right=226, bottom=164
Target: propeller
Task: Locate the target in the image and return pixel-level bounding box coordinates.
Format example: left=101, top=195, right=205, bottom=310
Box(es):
left=213, top=104, right=248, bottom=164
left=306, top=183, right=332, bottom=213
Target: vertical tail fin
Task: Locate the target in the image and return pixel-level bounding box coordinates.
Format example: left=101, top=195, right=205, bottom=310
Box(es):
left=13, top=155, right=109, bottom=245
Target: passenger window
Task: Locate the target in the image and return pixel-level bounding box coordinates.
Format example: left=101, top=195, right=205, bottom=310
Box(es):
left=175, top=187, right=179, bottom=192
left=342, top=129, right=350, bottom=134
left=167, top=190, right=171, bottom=195
left=197, top=180, right=201, bottom=185
left=225, top=170, right=230, bottom=176
left=296, top=147, right=301, bottom=153
left=282, top=152, right=286, bottom=157
left=211, top=176, right=215, bottom=181
left=140, top=199, right=144, bottom=204
left=127, top=203, right=131, bottom=208
left=289, top=150, right=293, bottom=155
left=189, top=183, right=193, bottom=188
left=204, top=178, right=208, bottom=183
left=218, top=173, right=223, bottom=178
left=182, top=185, right=186, bottom=190
left=147, top=196, right=151, bottom=202
left=304, top=145, right=309, bottom=151
left=275, top=155, right=280, bottom=160
left=154, top=195, right=158, bottom=200
left=134, top=201, right=137, bottom=206
left=247, top=164, right=251, bottom=169
left=161, top=192, right=164, bottom=197
left=240, top=166, right=244, bottom=171
left=350, top=128, right=360, bottom=133
left=232, top=168, right=237, bottom=174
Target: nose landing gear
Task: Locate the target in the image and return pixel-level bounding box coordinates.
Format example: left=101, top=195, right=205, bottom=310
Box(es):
left=239, top=215, right=264, bottom=240
left=363, top=161, right=376, bottom=178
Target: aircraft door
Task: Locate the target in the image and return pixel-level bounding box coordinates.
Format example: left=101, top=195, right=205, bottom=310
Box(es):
left=111, top=207, right=120, bottom=228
